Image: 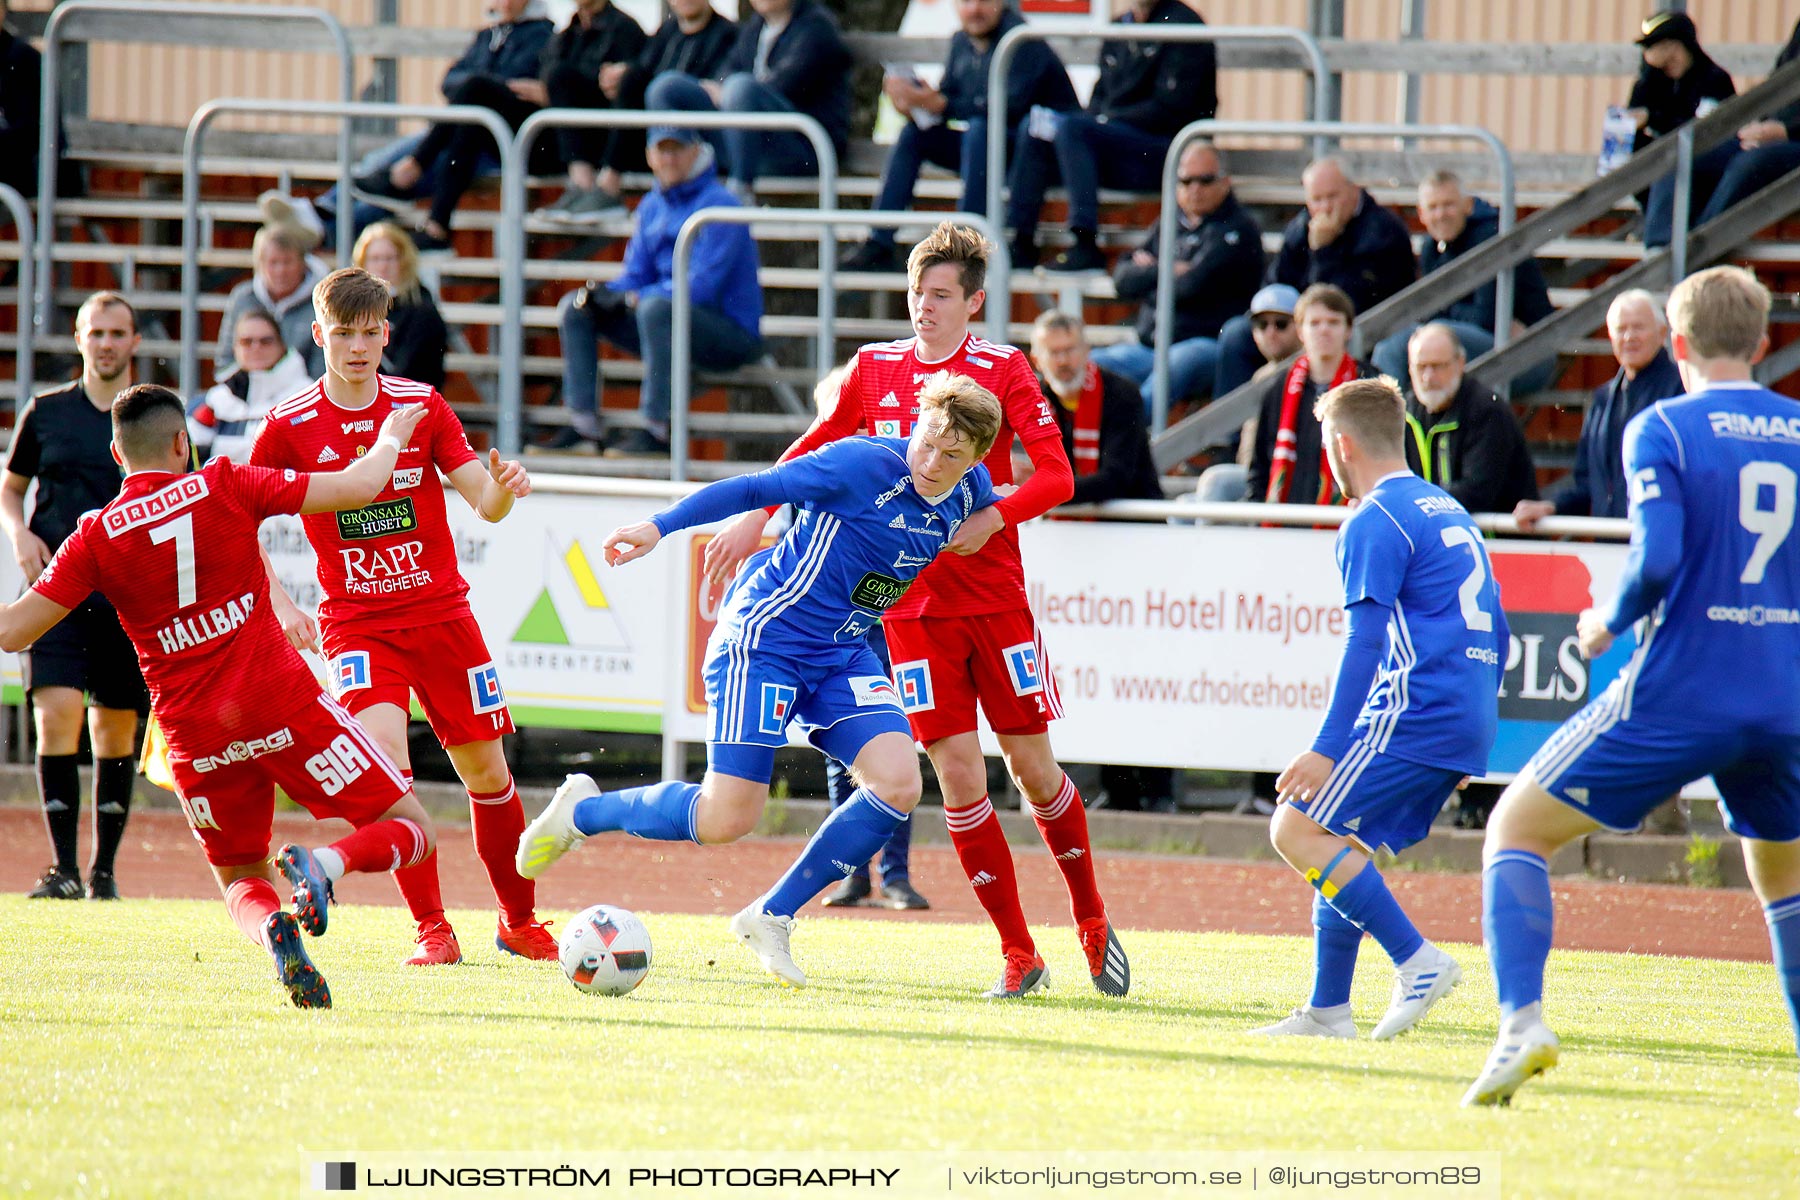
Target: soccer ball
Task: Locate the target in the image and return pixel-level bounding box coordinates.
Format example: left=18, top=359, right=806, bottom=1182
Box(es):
left=559, top=904, right=653, bottom=996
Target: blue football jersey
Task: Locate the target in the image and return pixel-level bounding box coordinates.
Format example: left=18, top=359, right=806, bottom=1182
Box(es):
left=1338, top=472, right=1509, bottom=773
left=1605, top=384, right=1800, bottom=733
left=655, top=437, right=995, bottom=662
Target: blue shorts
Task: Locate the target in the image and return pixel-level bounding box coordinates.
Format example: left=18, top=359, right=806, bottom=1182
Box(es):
left=1527, top=693, right=1800, bottom=842
left=704, top=639, right=910, bottom=784
left=1300, top=741, right=1465, bottom=856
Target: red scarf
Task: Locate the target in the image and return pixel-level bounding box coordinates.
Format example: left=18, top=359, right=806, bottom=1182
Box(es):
left=1267, top=353, right=1357, bottom=504
left=1066, top=361, right=1104, bottom=477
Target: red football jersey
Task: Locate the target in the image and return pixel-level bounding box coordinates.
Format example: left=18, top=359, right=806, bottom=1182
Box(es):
left=784, top=333, right=1065, bottom=618
left=32, top=460, right=317, bottom=756
left=249, top=376, right=478, bottom=630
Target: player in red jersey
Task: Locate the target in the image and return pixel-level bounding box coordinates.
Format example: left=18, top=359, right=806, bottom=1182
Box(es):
left=706, top=222, right=1130, bottom=998
left=249, top=268, right=548, bottom=966
left=0, top=383, right=438, bottom=1009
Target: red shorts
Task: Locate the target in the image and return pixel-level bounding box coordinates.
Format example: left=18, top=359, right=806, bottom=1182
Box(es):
left=882, top=609, right=1063, bottom=745
left=167, top=693, right=409, bottom=868
left=322, top=613, right=514, bottom=748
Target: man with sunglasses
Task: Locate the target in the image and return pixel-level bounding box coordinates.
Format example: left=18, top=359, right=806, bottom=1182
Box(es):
left=1091, top=140, right=1262, bottom=427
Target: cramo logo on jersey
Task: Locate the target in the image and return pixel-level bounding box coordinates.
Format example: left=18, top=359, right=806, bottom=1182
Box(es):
left=192, top=727, right=295, bottom=773
left=1710, top=410, right=1800, bottom=441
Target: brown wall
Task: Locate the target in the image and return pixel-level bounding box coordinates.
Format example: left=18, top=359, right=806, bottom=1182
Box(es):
left=63, top=0, right=1800, bottom=156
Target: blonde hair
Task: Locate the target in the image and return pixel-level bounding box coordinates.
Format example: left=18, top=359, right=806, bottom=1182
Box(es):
left=915, top=370, right=1002, bottom=459
left=1314, top=375, right=1405, bottom=457
left=1666, top=266, right=1769, bottom=363
left=312, top=267, right=392, bottom=327
left=813, top=363, right=851, bottom=414
left=252, top=222, right=313, bottom=264
left=907, top=221, right=989, bottom=299
left=353, top=221, right=423, bottom=305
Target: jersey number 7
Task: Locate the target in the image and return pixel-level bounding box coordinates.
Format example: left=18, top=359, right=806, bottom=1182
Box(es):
left=149, top=513, right=197, bottom=608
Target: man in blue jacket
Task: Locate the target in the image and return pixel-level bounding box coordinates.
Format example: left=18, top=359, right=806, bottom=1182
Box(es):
left=839, top=0, right=1077, bottom=272
left=1513, top=289, right=1683, bottom=529
left=644, top=0, right=851, bottom=194
left=550, top=127, right=764, bottom=457
left=1372, top=170, right=1558, bottom=395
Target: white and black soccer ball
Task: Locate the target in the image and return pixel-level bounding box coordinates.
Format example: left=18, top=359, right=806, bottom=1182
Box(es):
left=559, top=904, right=653, bottom=996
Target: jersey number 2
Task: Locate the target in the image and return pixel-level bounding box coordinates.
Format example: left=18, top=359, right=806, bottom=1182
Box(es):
left=1439, top=526, right=1495, bottom=632
left=1738, top=461, right=1797, bottom=584
left=149, top=513, right=197, bottom=608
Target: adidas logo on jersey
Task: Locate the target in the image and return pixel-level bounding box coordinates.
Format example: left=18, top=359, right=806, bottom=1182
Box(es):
left=879, top=391, right=900, bottom=408
left=317, top=446, right=340, bottom=464
left=1056, top=847, right=1086, bottom=861
left=1566, top=787, right=1589, bottom=804
left=889, top=515, right=906, bottom=529
left=969, top=871, right=998, bottom=887
left=1343, top=817, right=1362, bottom=831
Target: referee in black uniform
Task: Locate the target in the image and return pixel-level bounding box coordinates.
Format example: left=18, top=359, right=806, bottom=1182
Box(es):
left=3, top=291, right=150, bottom=899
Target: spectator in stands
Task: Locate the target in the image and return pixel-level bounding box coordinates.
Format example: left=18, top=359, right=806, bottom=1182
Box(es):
left=1246, top=284, right=1378, bottom=506
left=0, top=0, right=41, bottom=199
left=1647, top=18, right=1800, bottom=248
left=1031, top=310, right=1162, bottom=505
left=572, top=0, right=738, bottom=216
left=360, top=0, right=639, bottom=252
left=1004, top=0, right=1217, bottom=272
left=1372, top=170, right=1559, bottom=394
left=1400, top=323, right=1538, bottom=515
left=353, top=222, right=448, bottom=391
left=1213, top=158, right=1415, bottom=399
left=1513, top=288, right=1683, bottom=529
left=1628, top=11, right=1734, bottom=157
left=838, top=0, right=1078, bottom=272
left=551, top=127, right=763, bottom=457
left=188, top=309, right=312, bottom=465
left=528, top=0, right=651, bottom=224
left=6, top=292, right=148, bottom=902
left=644, top=0, right=851, bottom=196
left=1190, top=285, right=1304, bottom=506
left=260, top=3, right=555, bottom=251
left=1090, top=140, right=1262, bottom=423
left=216, top=224, right=325, bottom=379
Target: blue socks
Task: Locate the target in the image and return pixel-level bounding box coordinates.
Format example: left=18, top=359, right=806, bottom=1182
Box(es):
left=759, top=788, right=907, bottom=918
left=1765, top=894, right=1800, bottom=1054
left=572, top=780, right=702, bottom=843
left=1310, top=890, right=1364, bottom=1008
left=1328, top=864, right=1425, bottom=967
left=1483, top=849, right=1554, bottom=1015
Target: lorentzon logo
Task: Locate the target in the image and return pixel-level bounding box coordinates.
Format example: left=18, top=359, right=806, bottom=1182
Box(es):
left=758, top=683, right=797, bottom=735
left=313, top=1161, right=356, bottom=1191
left=892, top=661, right=933, bottom=713
left=1002, top=642, right=1043, bottom=697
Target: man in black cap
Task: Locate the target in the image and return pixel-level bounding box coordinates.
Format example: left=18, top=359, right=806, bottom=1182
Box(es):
left=1647, top=16, right=1800, bottom=247
left=1630, top=10, right=1735, bottom=244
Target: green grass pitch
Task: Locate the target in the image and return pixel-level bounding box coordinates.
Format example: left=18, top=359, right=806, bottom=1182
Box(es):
left=2, top=897, right=1793, bottom=1199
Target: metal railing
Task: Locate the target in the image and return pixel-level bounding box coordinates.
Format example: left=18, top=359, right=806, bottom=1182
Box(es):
left=1150, top=118, right=1512, bottom=432
left=505, top=109, right=837, bottom=457
left=670, top=208, right=1009, bottom=482
left=40, top=1, right=357, bottom=330
left=1054, top=497, right=1628, bottom=541
left=985, top=24, right=1331, bottom=327
left=180, top=100, right=519, bottom=406
left=0, top=184, right=34, bottom=403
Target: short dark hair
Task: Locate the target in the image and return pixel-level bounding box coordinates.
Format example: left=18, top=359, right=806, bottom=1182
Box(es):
left=313, top=267, right=392, bottom=327
left=77, top=291, right=138, bottom=335
left=112, top=384, right=189, bottom=465
left=907, top=221, right=989, bottom=299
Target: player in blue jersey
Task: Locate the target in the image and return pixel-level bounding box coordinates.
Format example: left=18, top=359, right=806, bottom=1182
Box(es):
left=515, top=373, right=1002, bottom=987
left=1252, top=376, right=1508, bottom=1042
left=1467, top=266, right=1800, bottom=1107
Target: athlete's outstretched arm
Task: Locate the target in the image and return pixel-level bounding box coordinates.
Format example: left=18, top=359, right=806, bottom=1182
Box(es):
left=0, top=591, right=71, bottom=653
left=447, top=449, right=532, bottom=523
left=604, top=453, right=849, bottom=567
left=259, top=544, right=320, bottom=655
left=948, top=433, right=1072, bottom=556
left=298, top=403, right=428, bottom=515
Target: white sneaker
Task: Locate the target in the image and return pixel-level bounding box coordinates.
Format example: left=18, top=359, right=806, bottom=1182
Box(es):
left=1462, top=1019, right=1560, bottom=1107
left=1371, top=944, right=1463, bottom=1040
left=257, top=189, right=325, bottom=240
left=514, top=773, right=597, bottom=879
left=729, top=906, right=807, bottom=989
left=1250, top=1005, right=1357, bottom=1038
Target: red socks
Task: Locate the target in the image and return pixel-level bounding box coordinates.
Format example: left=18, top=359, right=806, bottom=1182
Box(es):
left=944, top=796, right=1034, bottom=955
left=1029, top=773, right=1104, bottom=925
left=328, top=816, right=430, bottom=875
left=225, top=876, right=282, bottom=948
left=470, top=777, right=536, bottom=926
